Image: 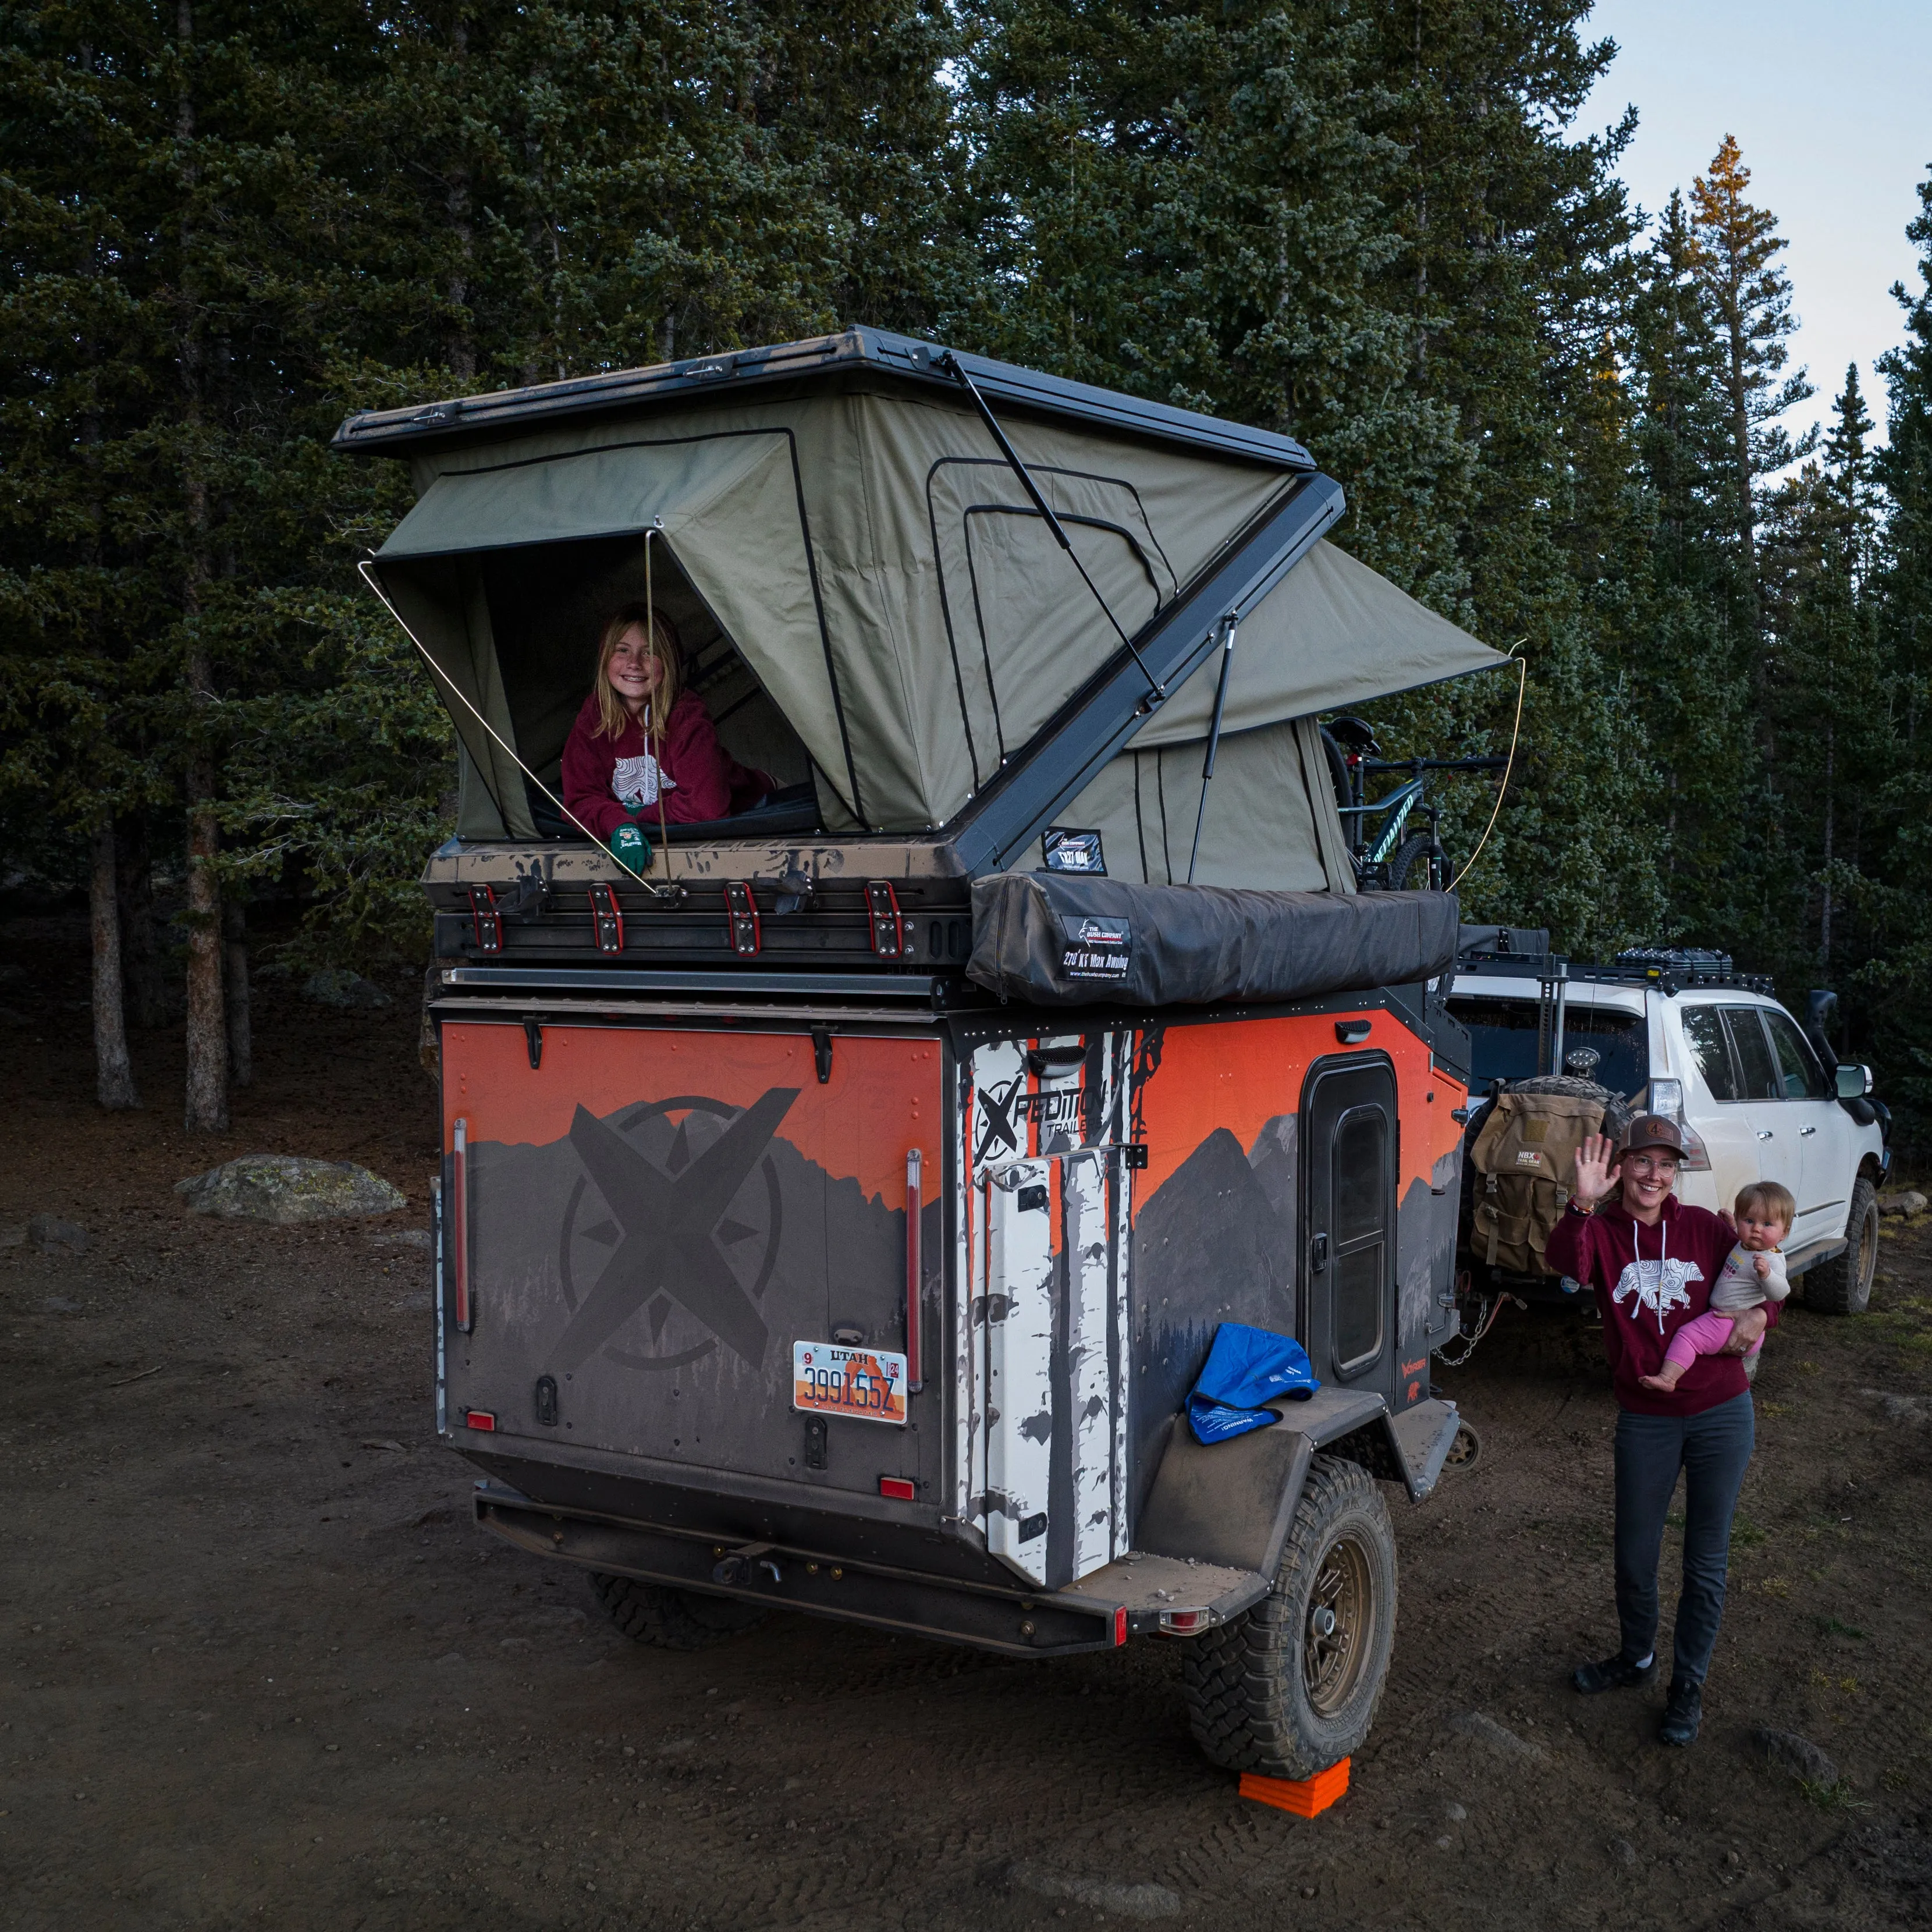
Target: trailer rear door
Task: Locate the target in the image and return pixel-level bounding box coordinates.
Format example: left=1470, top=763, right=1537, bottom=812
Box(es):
left=440, top=1016, right=942, bottom=1500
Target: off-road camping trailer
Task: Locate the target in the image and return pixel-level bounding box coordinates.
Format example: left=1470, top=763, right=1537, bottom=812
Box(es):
left=339, top=327, right=1506, bottom=1779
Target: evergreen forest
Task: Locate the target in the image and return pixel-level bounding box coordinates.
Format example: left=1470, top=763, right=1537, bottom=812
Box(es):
left=5, top=2, right=1932, bottom=1141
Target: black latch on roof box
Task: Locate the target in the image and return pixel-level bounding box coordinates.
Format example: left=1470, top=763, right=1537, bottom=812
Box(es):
left=1042, top=828, right=1105, bottom=876
left=468, top=883, right=502, bottom=954
left=723, top=880, right=761, bottom=956
left=587, top=883, right=623, bottom=953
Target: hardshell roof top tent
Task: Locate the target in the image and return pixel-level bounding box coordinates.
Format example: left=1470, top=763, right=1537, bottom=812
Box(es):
left=340, top=327, right=1504, bottom=911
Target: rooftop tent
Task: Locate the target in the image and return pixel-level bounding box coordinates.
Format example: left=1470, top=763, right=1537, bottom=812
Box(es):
left=349, top=328, right=1505, bottom=869
left=1056, top=540, right=1504, bottom=890
left=367, top=374, right=1296, bottom=839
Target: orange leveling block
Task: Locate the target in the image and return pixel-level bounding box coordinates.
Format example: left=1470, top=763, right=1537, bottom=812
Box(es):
left=1239, top=1758, right=1351, bottom=1818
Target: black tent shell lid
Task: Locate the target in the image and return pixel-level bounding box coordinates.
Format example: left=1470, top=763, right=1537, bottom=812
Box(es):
left=330, top=326, right=1317, bottom=472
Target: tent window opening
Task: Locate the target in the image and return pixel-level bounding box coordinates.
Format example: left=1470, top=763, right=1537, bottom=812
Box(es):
left=474, top=532, right=818, bottom=843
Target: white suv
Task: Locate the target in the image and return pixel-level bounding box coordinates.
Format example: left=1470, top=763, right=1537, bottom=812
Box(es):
left=1446, top=944, right=1887, bottom=1313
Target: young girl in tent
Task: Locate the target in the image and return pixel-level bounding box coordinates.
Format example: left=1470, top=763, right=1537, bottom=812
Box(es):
left=561, top=605, right=772, bottom=864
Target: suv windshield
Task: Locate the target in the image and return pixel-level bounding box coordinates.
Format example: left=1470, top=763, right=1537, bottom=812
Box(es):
left=1447, top=996, right=1649, bottom=1099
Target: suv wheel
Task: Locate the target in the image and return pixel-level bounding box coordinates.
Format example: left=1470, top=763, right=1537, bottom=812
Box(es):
left=590, top=1572, right=768, bottom=1652
left=1804, top=1175, right=1879, bottom=1316
left=1181, top=1454, right=1397, bottom=1780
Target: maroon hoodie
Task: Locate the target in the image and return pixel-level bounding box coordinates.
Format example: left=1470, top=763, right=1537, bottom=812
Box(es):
left=560, top=690, right=771, bottom=840
left=1543, top=1194, right=1778, bottom=1416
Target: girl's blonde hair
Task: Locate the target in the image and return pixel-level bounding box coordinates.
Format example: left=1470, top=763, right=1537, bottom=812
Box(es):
left=592, top=605, right=682, bottom=740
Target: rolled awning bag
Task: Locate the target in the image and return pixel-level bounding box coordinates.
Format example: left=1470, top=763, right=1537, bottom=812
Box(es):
left=1187, top=1323, right=1320, bottom=1444
left=968, top=873, right=1459, bottom=1008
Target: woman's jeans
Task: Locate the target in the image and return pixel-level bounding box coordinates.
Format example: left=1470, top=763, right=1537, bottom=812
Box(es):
left=1613, top=1393, right=1754, bottom=1686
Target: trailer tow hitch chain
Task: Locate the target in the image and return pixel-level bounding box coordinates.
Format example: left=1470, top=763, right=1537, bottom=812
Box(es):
left=712, top=1542, right=783, bottom=1587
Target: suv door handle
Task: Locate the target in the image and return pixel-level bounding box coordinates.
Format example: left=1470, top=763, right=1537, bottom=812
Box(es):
left=1756, top=1130, right=1774, bottom=1141
left=1799, top=1124, right=1817, bottom=1137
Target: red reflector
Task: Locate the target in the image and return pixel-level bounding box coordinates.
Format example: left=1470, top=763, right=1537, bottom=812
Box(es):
left=879, top=1476, right=915, bottom=1501
left=465, top=1409, right=496, bottom=1432
left=1113, top=1606, right=1128, bottom=1647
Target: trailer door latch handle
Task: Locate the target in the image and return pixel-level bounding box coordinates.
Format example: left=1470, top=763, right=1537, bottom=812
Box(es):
left=1312, top=1231, right=1330, bottom=1272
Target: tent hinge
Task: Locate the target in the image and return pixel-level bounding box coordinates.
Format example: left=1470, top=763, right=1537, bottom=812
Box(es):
left=866, top=880, right=905, bottom=958
left=467, top=885, right=502, bottom=956
left=724, top=881, right=762, bottom=956
left=587, top=885, right=624, bottom=954
left=811, top=1025, right=833, bottom=1085
left=523, top=1016, right=543, bottom=1070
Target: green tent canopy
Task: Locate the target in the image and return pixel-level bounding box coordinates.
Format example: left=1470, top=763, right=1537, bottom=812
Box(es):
left=351, top=329, right=1504, bottom=882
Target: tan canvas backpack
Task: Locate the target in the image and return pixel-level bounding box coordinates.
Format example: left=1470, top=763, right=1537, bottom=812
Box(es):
left=1466, top=1088, right=1608, bottom=1276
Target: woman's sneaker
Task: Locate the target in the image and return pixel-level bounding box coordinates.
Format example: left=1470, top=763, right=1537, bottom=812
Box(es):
left=1660, top=1679, right=1703, bottom=1746
left=1572, top=1653, right=1657, bottom=1694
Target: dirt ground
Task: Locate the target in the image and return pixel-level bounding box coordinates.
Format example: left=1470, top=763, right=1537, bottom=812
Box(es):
left=5, top=910, right=1932, bottom=1931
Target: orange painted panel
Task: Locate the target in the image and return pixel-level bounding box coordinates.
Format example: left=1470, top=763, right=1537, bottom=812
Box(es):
left=443, top=1021, right=940, bottom=1207
left=1134, top=1010, right=1466, bottom=1207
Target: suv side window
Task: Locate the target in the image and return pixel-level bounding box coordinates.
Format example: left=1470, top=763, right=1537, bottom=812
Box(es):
left=1764, top=1009, right=1832, bottom=1099
left=1721, top=1006, right=1781, bottom=1101
left=1682, top=1006, right=1740, bottom=1100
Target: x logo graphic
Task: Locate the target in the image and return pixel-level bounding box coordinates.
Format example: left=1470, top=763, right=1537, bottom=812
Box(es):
left=975, top=1075, right=1023, bottom=1162
left=552, top=1088, right=800, bottom=1373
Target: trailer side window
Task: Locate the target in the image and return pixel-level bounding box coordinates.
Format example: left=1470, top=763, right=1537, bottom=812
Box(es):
left=1333, top=1105, right=1387, bottom=1370
left=1680, top=1007, right=1740, bottom=1102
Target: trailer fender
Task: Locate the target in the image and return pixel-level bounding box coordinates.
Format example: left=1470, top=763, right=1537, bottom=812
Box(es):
left=1135, top=1387, right=1389, bottom=1578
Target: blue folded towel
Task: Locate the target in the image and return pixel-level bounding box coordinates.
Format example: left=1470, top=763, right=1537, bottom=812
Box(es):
left=1187, top=1322, right=1320, bottom=1444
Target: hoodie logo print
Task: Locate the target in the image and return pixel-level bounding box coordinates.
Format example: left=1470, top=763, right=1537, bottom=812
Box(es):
left=1613, top=1257, right=1703, bottom=1332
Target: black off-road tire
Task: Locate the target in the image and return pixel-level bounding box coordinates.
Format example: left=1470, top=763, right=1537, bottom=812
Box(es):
left=1503, top=1073, right=1633, bottom=1140
left=590, top=1572, right=768, bottom=1652
left=1804, top=1174, right=1880, bottom=1316
left=1181, top=1454, right=1397, bottom=1780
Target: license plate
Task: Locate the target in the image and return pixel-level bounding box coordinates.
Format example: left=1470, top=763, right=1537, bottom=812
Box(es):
left=791, top=1341, right=908, bottom=1426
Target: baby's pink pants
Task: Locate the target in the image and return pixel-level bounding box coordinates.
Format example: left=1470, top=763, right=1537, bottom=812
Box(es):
left=1662, top=1308, right=1760, bottom=1372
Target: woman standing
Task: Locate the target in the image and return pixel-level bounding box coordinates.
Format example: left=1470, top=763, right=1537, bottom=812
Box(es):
left=1544, top=1115, right=1773, bottom=1748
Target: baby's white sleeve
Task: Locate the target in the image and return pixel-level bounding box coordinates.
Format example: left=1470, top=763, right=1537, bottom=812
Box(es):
left=1761, top=1251, right=1791, bottom=1302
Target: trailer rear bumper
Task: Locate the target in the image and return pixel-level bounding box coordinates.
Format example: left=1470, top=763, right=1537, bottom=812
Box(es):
left=475, top=1483, right=1265, bottom=1658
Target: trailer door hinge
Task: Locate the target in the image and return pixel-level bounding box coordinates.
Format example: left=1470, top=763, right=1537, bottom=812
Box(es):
left=467, top=884, right=502, bottom=954
left=724, top=880, right=762, bottom=956
left=866, top=880, right=905, bottom=958
left=587, top=883, right=624, bottom=953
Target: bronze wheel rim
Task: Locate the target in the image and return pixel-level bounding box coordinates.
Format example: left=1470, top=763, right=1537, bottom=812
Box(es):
left=1303, top=1533, right=1375, bottom=1719
left=1857, top=1205, right=1878, bottom=1294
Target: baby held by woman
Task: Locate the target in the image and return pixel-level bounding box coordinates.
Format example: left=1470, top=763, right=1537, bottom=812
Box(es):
left=1639, top=1181, right=1794, bottom=1394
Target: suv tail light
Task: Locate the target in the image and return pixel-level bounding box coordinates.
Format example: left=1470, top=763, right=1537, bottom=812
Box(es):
left=1647, top=1077, right=1684, bottom=1117
left=1676, top=1120, right=1712, bottom=1171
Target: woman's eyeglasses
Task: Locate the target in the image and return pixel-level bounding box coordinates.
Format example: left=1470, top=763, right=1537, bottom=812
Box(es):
left=1625, top=1155, right=1679, bottom=1175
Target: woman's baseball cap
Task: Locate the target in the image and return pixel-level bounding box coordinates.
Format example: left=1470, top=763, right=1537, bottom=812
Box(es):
left=1618, top=1114, right=1686, bottom=1159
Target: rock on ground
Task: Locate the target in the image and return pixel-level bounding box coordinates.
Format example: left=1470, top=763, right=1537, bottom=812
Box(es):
left=1879, top=1190, right=1928, bottom=1217
left=27, top=1214, right=88, bottom=1252
left=1757, top=1728, right=1839, bottom=1786
left=175, top=1155, right=407, bottom=1225
left=1448, top=1710, right=1545, bottom=1759
left=1007, top=1863, right=1181, bottom=1920
left=1861, top=1388, right=1932, bottom=1426
left=302, top=968, right=393, bottom=1011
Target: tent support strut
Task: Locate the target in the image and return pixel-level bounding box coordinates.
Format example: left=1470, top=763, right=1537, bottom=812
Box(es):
left=939, top=353, right=1166, bottom=707
left=1186, top=612, right=1240, bottom=885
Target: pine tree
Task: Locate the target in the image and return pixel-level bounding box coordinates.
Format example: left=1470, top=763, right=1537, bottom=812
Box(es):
left=1688, top=135, right=1815, bottom=638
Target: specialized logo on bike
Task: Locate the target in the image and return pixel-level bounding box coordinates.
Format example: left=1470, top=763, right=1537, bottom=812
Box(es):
left=553, top=1089, right=798, bottom=1374
left=1611, top=1256, right=1703, bottom=1332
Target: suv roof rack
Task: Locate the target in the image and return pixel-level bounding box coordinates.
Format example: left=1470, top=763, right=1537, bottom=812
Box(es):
left=1450, top=941, right=1775, bottom=999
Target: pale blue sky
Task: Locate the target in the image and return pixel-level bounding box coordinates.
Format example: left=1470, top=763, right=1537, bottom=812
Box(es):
left=1581, top=0, right=1932, bottom=450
